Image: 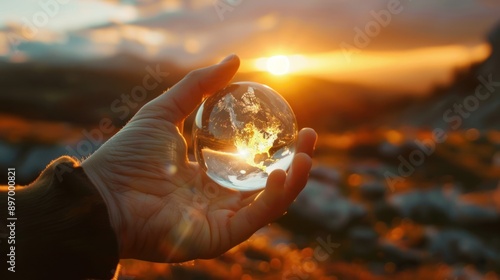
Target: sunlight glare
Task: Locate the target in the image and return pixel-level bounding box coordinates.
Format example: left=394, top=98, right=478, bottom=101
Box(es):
left=266, top=55, right=290, bottom=75
left=247, top=44, right=490, bottom=94
left=252, top=54, right=307, bottom=75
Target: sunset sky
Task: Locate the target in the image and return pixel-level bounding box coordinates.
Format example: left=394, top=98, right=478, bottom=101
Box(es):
left=0, top=0, right=499, bottom=93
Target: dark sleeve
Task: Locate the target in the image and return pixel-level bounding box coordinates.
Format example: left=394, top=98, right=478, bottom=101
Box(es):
left=0, top=156, right=119, bottom=280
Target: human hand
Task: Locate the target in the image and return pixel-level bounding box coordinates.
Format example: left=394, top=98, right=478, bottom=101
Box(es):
left=81, top=54, right=317, bottom=262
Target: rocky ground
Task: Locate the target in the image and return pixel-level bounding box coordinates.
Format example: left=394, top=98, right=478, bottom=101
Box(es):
left=1, top=126, right=499, bottom=279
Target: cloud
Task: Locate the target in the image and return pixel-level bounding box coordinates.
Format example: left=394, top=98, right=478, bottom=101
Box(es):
left=118, top=0, right=500, bottom=62
left=1, top=0, right=500, bottom=66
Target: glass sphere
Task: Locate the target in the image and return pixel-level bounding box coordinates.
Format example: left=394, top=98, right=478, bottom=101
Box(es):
left=193, top=82, right=297, bottom=191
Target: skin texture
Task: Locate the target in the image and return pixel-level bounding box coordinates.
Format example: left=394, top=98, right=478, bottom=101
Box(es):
left=81, top=54, right=317, bottom=262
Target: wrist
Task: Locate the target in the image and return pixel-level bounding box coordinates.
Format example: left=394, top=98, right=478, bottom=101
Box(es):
left=81, top=155, right=125, bottom=256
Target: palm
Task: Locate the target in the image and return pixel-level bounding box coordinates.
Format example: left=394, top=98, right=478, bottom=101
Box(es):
left=104, top=115, right=257, bottom=262
left=81, top=55, right=317, bottom=263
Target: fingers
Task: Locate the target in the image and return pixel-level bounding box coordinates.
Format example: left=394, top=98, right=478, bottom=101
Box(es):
left=239, top=128, right=317, bottom=205
left=295, top=128, right=317, bottom=157
left=148, top=54, right=240, bottom=125
left=228, top=128, right=316, bottom=245
left=229, top=153, right=312, bottom=244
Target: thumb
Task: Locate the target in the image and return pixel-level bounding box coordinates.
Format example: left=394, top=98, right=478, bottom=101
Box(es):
left=143, top=54, right=240, bottom=125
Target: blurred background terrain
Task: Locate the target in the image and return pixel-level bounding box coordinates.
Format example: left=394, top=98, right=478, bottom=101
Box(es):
left=0, top=0, right=499, bottom=279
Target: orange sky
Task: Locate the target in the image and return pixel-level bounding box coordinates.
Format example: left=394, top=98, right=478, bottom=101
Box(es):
left=239, top=43, right=491, bottom=94
left=0, top=1, right=499, bottom=95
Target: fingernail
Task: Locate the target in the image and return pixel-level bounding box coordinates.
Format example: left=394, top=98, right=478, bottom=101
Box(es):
left=220, top=54, right=236, bottom=64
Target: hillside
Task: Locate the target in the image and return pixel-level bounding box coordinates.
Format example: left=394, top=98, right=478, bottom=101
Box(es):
left=0, top=56, right=415, bottom=133
left=384, top=22, right=500, bottom=131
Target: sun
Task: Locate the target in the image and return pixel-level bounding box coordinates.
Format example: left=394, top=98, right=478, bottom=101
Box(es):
left=266, top=55, right=290, bottom=75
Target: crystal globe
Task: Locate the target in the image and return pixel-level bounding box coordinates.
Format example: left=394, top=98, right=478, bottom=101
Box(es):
left=193, top=82, right=298, bottom=191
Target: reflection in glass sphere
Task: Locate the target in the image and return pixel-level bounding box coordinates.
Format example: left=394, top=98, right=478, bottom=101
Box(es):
left=193, top=82, right=297, bottom=191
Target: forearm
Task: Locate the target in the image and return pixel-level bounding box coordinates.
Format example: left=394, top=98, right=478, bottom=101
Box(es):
left=0, top=156, right=119, bottom=279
